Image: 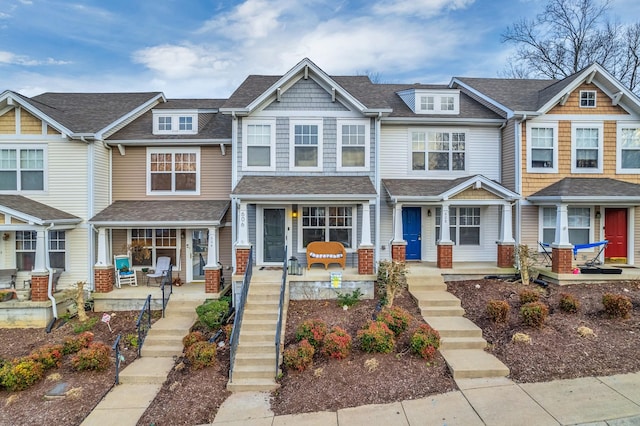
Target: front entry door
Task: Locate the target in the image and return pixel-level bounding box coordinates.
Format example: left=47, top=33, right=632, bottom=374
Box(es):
left=263, top=208, right=286, bottom=263
left=605, top=208, right=627, bottom=262
left=402, top=207, right=421, bottom=260
left=189, top=229, right=208, bottom=282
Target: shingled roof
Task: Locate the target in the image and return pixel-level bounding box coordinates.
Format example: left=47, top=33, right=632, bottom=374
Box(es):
left=232, top=176, right=376, bottom=199
left=453, top=77, right=557, bottom=112
left=89, top=200, right=230, bottom=226
left=0, top=195, right=81, bottom=225
left=528, top=178, right=640, bottom=201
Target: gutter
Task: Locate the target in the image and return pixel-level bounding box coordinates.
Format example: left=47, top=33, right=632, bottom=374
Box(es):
left=375, top=112, right=382, bottom=267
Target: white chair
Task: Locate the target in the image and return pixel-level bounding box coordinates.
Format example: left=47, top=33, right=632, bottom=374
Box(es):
left=114, top=255, right=137, bottom=288
left=146, top=256, right=171, bottom=286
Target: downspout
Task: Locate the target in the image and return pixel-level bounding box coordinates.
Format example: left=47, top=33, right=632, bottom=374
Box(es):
left=45, top=223, right=57, bottom=320
left=514, top=115, right=527, bottom=245
left=231, top=112, right=238, bottom=272
left=102, top=140, right=113, bottom=290
left=374, top=112, right=382, bottom=269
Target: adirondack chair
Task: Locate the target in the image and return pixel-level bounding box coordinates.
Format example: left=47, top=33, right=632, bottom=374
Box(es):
left=114, top=255, right=137, bottom=288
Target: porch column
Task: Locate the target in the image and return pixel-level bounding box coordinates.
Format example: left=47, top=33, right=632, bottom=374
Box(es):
left=552, top=203, right=574, bottom=274
left=205, top=227, right=221, bottom=294
left=358, top=203, right=374, bottom=274
left=31, top=228, right=50, bottom=301
left=360, top=203, right=372, bottom=246
left=95, top=227, right=109, bottom=266
left=33, top=227, right=47, bottom=273
left=235, top=202, right=252, bottom=275
left=391, top=203, right=406, bottom=262
left=437, top=202, right=453, bottom=269
left=205, top=227, right=219, bottom=267
left=497, top=203, right=515, bottom=268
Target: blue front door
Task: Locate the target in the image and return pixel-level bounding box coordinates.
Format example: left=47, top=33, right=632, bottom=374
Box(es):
left=403, top=207, right=421, bottom=260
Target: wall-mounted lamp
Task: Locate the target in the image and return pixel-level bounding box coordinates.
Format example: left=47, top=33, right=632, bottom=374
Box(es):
left=2, top=233, right=9, bottom=241
left=181, top=230, right=186, bottom=239
left=427, top=209, right=432, bottom=217
left=292, top=205, right=298, bottom=218
left=595, top=211, right=601, bottom=219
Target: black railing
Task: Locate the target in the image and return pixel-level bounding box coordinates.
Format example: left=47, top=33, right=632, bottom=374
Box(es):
left=229, top=247, right=253, bottom=382
left=136, top=294, right=152, bottom=357
left=112, top=334, right=122, bottom=384
left=161, top=264, right=173, bottom=318
left=275, top=247, right=288, bottom=378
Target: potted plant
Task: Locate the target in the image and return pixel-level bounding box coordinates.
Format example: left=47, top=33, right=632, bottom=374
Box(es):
left=122, top=240, right=151, bottom=265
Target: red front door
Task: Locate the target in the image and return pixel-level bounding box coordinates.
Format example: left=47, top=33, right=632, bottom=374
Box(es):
left=604, top=208, right=627, bottom=261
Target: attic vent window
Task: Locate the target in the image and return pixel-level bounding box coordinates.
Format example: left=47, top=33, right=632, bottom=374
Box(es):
left=580, top=90, right=596, bottom=108
left=411, top=90, right=459, bottom=114
left=153, top=111, right=198, bottom=135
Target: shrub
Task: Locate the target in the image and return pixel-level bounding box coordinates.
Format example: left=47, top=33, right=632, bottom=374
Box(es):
left=125, top=333, right=139, bottom=348
left=486, top=300, right=510, bottom=323
left=410, top=324, right=441, bottom=361
left=29, top=344, right=64, bottom=370
left=71, top=342, right=111, bottom=371
left=336, top=288, right=363, bottom=308
left=295, top=319, right=328, bottom=349
left=0, top=358, right=44, bottom=391
left=183, top=331, right=206, bottom=348
left=63, top=331, right=94, bottom=355
left=195, top=300, right=229, bottom=330
left=321, top=327, right=352, bottom=360
left=559, top=293, right=580, bottom=314
left=519, top=289, right=539, bottom=304
left=520, top=302, right=549, bottom=328
left=283, top=339, right=315, bottom=372
left=73, top=316, right=99, bottom=334
left=511, top=332, right=532, bottom=344
left=185, top=341, right=217, bottom=369
left=376, top=306, right=412, bottom=335
left=357, top=321, right=395, bottom=353
left=376, top=260, right=408, bottom=307
left=602, top=293, right=632, bottom=319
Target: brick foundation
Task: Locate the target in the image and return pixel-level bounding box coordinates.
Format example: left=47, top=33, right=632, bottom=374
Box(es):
left=552, top=247, right=574, bottom=274
left=497, top=244, right=515, bottom=268
left=235, top=247, right=251, bottom=275
left=358, top=247, right=374, bottom=275
left=437, top=244, right=453, bottom=269
left=94, top=267, right=114, bottom=293
left=391, top=243, right=406, bottom=262
left=205, top=267, right=221, bottom=294
left=30, top=273, right=50, bottom=302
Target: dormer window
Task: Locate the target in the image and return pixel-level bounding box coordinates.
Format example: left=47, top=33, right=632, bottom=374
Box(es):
left=158, top=116, right=172, bottom=131
left=420, top=96, right=434, bottom=111
left=441, top=96, right=455, bottom=111
left=580, top=90, right=596, bottom=108
left=153, top=111, right=198, bottom=135
left=399, top=89, right=460, bottom=115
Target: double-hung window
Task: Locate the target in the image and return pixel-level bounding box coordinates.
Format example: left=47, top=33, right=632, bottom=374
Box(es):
left=130, top=228, right=178, bottom=267
left=420, top=96, right=434, bottom=111
left=527, top=122, right=558, bottom=173
left=411, top=130, right=466, bottom=172
left=572, top=123, right=602, bottom=173
left=301, top=206, right=354, bottom=249
left=14, top=230, right=65, bottom=271
left=435, top=207, right=480, bottom=245
left=290, top=120, right=322, bottom=171
left=49, top=230, right=66, bottom=270
left=0, top=146, right=45, bottom=191
left=441, top=96, right=455, bottom=111
left=153, top=113, right=197, bottom=135
left=541, top=207, right=590, bottom=245
left=337, top=120, right=369, bottom=170
left=617, top=125, right=640, bottom=172
left=147, top=148, right=199, bottom=195
left=243, top=119, right=275, bottom=171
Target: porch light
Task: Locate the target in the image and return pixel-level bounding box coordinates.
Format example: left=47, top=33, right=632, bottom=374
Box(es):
left=292, top=205, right=298, bottom=218
left=288, top=256, right=301, bottom=275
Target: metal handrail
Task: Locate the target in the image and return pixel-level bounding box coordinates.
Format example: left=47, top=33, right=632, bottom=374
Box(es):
left=136, top=294, right=152, bottom=357
left=112, top=334, right=122, bottom=384
left=229, top=247, right=253, bottom=382
left=275, top=247, right=288, bottom=378
left=161, top=264, right=173, bottom=318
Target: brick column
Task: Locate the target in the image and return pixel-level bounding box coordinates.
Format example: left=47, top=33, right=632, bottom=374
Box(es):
left=205, top=267, right=221, bottom=294
left=235, top=246, right=251, bottom=275
left=497, top=243, right=515, bottom=268
left=358, top=247, right=374, bottom=275
left=437, top=243, right=453, bottom=269
left=30, top=272, right=50, bottom=302
left=391, top=242, right=406, bottom=263
left=552, top=247, right=574, bottom=274
left=94, top=266, right=114, bottom=293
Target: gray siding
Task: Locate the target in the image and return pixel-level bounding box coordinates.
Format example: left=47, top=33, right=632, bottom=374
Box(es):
left=265, top=79, right=349, bottom=111
left=501, top=118, right=517, bottom=192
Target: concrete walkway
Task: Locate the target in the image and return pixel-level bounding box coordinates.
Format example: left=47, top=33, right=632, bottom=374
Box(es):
left=211, top=372, right=640, bottom=425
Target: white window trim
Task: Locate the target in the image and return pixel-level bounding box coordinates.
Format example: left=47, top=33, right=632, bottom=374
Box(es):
left=538, top=206, right=594, bottom=248
left=571, top=121, right=603, bottom=173
left=414, top=90, right=460, bottom=115
left=242, top=118, right=276, bottom=172
left=336, top=119, right=370, bottom=171
left=0, top=144, right=48, bottom=193
left=579, top=90, right=597, bottom=108
left=129, top=229, right=181, bottom=270
left=152, top=111, right=198, bottom=135
left=289, top=119, right=323, bottom=171
left=526, top=121, right=559, bottom=174
left=146, top=147, right=200, bottom=195
left=296, top=204, right=358, bottom=253
left=408, top=128, right=467, bottom=173
left=616, top=122, right=640, bottom=174
left=436, top=206, right=482, bottom=246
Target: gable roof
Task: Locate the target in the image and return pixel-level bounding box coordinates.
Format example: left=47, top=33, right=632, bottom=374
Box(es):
left=527, top=178, right=640, bottom=203
left=0, top=195, right=81, bottom=226
left=382, top=175, right=518, bottom=202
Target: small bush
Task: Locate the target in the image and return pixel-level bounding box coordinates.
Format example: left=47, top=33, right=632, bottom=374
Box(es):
left=185, top=341, right=217, bottom=369
left=195, top=300, right=229, bottom=330
left=602, top=293, right=632, bottom=319
left=520, top=302, right=549, bottom=328
left=321, top=326, right=352, bottom=360
left=125, top=333, right=139, bottom=348
left=0, top=358, right=45, bottom=391
left=283, top=339, right=315, bottom=372
left=73, top=316, right=99, bottom=334
left=410, top=324, right=441, bottom=361
left=183, top=331, right=206, bottom=348
left=559, top=293, right=580, bottom=314
left=295, top=319, right=328, bottom=349
left=357, top=321, right=395, bottom=353
left=486, top=300, right=510, bottom=323
left=63, top=331, right=94, bottom=355
left=71, top=342, right=111, bottom=371
left=376, top=306, right=412, bottom=335
left=336, top=288, right=363, bottom=308
left=29, top=344, right=64, bottom=370
left=519, top=289, right=540, bottom=305
left=511, top=332, right=531, bottom=344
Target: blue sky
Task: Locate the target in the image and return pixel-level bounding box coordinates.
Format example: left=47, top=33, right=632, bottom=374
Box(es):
left=2, top=0, right=639, bottom=98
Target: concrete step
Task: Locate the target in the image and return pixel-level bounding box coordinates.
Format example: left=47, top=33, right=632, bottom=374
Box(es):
left=235, top=352, right=275, bottom=368
left=249, top=285, right=281, bottom=294
left=242, top=319, right=279, bottom=332
left=227, top=378, right=279, bottom=392
left=232, top=365, right=274, bottom=380
left=239, top=330, right=276, bottom=343
left=440, top=349, right=509, bottom=379
left=424, top=316, right=483, bottom=338
left=409, top=283, right=447, bottom=292
left=143, top=334, right=184, bottom=346
left=140, top=343, right=183, bottom=357
left=147, top=317, right=195, bottom=336
left=243, top=310, right=279, bottom=321
left=415, top=291, right=462, bottom=307
left=236, top=341, right=276, bottom=353
left=247, top=293, right=280, bottom=303
left=245, top=300, right=279, bottom=310
left=118, top=357, right=175, bottom=384
left=440, top=336, right=487, bottom=350
left=420, top=306, right=466, bottom=317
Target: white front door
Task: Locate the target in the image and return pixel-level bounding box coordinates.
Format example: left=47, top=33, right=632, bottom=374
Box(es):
left=186, top=229, right=208, bottom=282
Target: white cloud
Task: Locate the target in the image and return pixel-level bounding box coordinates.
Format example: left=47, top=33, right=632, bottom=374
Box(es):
left=132, top=44, right=233, bottom=80
left=0, top=51, right=71, bottom=66
left=0, top=12, right=10, bottom=19
left=372, top=0, right=475, bottom=18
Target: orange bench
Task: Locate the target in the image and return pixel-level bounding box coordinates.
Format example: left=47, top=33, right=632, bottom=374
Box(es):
left=306, top=241, right=346, bottom=270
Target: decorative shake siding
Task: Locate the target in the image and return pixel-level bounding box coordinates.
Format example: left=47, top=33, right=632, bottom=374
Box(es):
left=20, top=110, right=42, bottom=134
left=0, top=109, right=16, bottom=133
left=519, top=205, right=539, bottom=250
left=264, top=78, right=349, bottom=111
left=547, top=83, right=627, bottom=116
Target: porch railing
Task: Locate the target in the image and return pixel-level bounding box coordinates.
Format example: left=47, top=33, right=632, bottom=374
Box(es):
left=112, top=334, right=122, bottom=384
left=161, top=264, right=173, bottom=318
left=229, top=247, right=253, bottom=383
left=136, top=294, right=152, bottom=357
left=274, top=247, right=288, bottom=378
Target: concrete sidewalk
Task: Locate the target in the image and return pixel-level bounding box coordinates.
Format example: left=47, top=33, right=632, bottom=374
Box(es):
left=211, top=372, right=640, bottom=426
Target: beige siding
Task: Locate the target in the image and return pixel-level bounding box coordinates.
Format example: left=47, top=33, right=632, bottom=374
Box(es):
left=20, top=110, right=42, bottom=134
left=219, top=225, right=233, bottom=268
left=0, top=109, right=16, bottom=134
left=501, top=119, right=516, bottom=192
left=548, top=83, right=627, bottom=115
left=57, top=228, right=90, bottom=288
left=452, top=187, right=500, bottom=200
left=92, top=144, right=111, bottom=214
left=47, top=125, right=60, bottom=135
left=520, top=205, right=539, bottom=249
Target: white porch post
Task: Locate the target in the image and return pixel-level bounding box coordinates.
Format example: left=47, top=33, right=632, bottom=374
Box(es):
left=500, top=203, right=515, bottom=243
left=439, top=202, right=452, bottom=243
left=206, top=227, right=219, bottom=267
left=392, top=203, right=404, bottom=243
left=554, top=203, right=571, bottom=246
left=33, top=227, right=47, bottom=273
left=237, top=202, right=249, bottom=246
left=95, top=227, right=109, bottom=266
left=360, top=203, right=372, bottom=247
